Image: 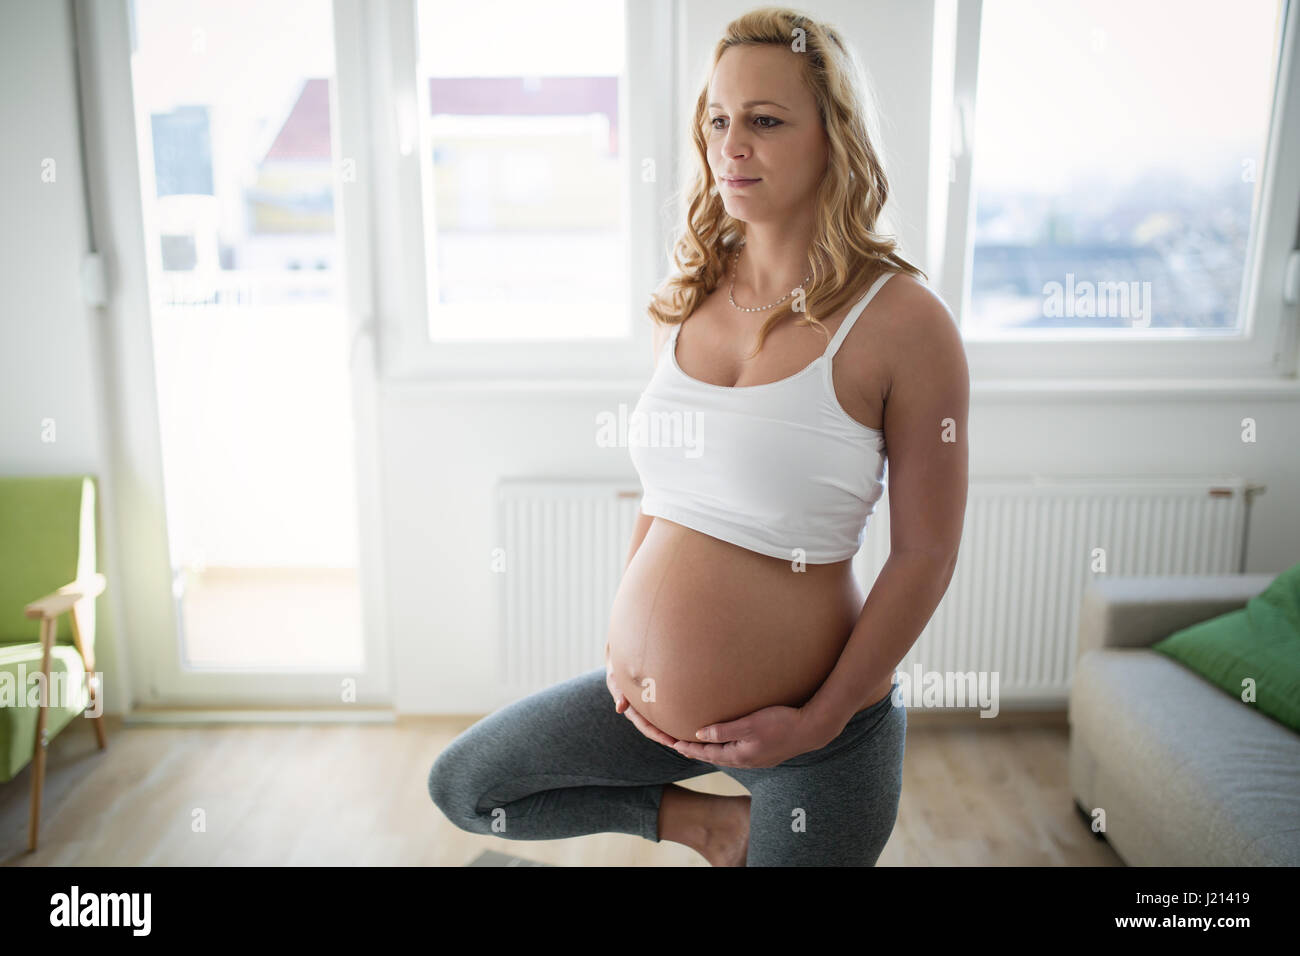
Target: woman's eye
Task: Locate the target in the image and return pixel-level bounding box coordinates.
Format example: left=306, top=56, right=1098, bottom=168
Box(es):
left=709, top=115, right=781, bottom=130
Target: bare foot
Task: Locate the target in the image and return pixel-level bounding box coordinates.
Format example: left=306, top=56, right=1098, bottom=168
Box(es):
left=701, top=794, right=751, bottom=867
left=658, top=785, right=751, bottom=866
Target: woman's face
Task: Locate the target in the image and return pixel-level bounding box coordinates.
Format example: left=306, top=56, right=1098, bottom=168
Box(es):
left=705, top=44, right=829, bottom=224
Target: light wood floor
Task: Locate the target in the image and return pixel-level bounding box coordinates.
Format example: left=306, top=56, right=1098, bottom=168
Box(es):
left=1, top=710, right=1122, bottom=866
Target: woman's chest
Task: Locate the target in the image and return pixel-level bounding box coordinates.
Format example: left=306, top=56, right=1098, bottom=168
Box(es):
left=678, top=295, right=890, bottom=432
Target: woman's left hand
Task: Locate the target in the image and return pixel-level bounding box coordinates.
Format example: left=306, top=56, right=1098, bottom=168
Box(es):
left=670, top=704, right=829, bottom=769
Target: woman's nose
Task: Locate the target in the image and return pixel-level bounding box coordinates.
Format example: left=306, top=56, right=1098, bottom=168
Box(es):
left=719, top=123, right=749, bottom=156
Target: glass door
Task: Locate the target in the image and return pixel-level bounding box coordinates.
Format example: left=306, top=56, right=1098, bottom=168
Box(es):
left=100, top=0, right=389, bottom=706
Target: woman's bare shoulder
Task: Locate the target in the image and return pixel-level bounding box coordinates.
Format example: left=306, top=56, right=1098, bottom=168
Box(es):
left=872, top=273, right=956, bottom=340
left=881, top=271, right=948, bottom=312
left=875, top=273, right=967, bottom=403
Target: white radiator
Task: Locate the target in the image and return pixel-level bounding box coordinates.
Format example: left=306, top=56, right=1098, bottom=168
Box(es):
left=496, top=476, right=1261, bottom=703
left=495, top=480, right=643, bottom=693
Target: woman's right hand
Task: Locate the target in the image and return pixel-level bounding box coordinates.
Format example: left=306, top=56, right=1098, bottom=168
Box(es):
left=606, top=640, right=679, bottom=747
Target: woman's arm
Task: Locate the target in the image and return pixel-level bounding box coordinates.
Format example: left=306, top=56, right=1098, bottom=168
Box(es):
left=802, top=286, right=970, bottom=743
left=621, top=314, right=672, bottom=572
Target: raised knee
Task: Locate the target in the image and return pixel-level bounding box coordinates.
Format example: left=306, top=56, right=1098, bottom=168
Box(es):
left=427, top=748, right=465, bottom=820
left=427, top=745, right=491, bottom=834
left=427, top=742, right=461, bottom=795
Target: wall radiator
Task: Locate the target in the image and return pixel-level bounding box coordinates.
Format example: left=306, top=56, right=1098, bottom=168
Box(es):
left=495, top=476, right=1262, bottom=704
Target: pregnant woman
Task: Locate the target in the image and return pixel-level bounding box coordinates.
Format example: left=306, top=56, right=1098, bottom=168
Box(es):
left=428, top=8, right=968, bottom=866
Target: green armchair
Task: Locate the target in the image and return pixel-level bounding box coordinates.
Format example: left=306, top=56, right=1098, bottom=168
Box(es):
left=0, top=475, right=109, bottom=851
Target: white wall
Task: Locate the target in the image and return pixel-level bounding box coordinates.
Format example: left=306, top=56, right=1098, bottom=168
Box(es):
left=0, top=0, right=129, bottom=710
left=2, top=0, right=1296, bottom=718
left=381, top=0, right=1300, bottom=715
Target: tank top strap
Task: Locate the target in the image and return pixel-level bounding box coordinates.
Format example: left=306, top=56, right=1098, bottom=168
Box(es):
left=653, top=320, right=680, bottom=355
left=823, top=270, right=897, bottom=359
left=662, top=321, right=682, bottom=359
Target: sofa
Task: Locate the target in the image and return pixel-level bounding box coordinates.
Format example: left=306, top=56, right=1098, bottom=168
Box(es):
left=1068, top=572, right=1300, bottom=865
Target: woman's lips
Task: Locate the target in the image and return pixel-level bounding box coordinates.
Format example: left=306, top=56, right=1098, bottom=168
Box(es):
left=721, top=177, right=761, bottom=188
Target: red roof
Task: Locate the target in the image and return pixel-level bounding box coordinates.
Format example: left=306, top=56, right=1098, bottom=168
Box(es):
left=265, top=78, right=332, bottom=161
left=264, top=75, right=620, bottom=162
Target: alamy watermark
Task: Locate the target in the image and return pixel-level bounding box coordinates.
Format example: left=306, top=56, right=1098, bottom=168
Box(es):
left=0, top=665, right=103, bottom=718
left=891, top=664, right=1000, bottom=717
left=1042, top=273, right=1153, bottom=327
left=596, top=403, right=705, bottom=458
left=50, top=885, right=150, bottom=935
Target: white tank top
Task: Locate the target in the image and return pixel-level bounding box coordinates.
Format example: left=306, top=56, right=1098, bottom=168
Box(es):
left=629, top=270, right=894, bottom=563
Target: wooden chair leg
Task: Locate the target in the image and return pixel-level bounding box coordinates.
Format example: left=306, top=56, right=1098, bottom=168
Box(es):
left=87, top=682, right=107, bottom=749
left=29, top=615, right=55, bottom=853
left=70, top=597, right=107, bottom=749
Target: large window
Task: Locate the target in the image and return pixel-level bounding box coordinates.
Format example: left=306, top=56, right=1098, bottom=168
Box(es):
left=965, top=0, right=1286, bottom=338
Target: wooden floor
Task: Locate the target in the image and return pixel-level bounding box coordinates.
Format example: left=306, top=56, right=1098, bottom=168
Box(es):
left=1, top=710, right=1122, bottom=866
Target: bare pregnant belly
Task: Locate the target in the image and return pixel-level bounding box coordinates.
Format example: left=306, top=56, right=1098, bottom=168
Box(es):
left=607, top=517, right=876, bottom=743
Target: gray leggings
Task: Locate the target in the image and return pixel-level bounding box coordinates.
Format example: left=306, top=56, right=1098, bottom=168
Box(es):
left=427, top=667, right=906, bottom=866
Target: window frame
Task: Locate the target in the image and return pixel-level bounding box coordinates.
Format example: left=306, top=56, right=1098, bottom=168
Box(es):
left=941, top=0, right=1300, bottom=381
left=365, top=0, right=675, bottom=384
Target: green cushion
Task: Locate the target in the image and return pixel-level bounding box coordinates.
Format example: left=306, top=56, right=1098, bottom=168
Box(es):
left=1152, top=559, right=1300, bottom=733
left=0, top=641, right=90, bottom=783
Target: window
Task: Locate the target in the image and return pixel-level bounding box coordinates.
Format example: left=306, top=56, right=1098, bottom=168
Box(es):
left=968, top=0, right=1284, bottom=336
left=414, top=0, right=629, bottom=342
left=944, top=0, right=1299, bottom=379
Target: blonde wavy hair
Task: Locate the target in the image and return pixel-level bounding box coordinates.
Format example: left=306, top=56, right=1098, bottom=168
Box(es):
left=648, top=6, right=926, bottom=359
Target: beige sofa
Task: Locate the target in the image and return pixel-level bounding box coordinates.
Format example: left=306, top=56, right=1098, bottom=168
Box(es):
left=1068, top=572, right=1300, bottom=865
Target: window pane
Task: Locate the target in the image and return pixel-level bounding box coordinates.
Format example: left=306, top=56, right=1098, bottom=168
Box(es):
left=416, top=0, right=628, bottom=341
left=968, top=0, right=1283, bottom=334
